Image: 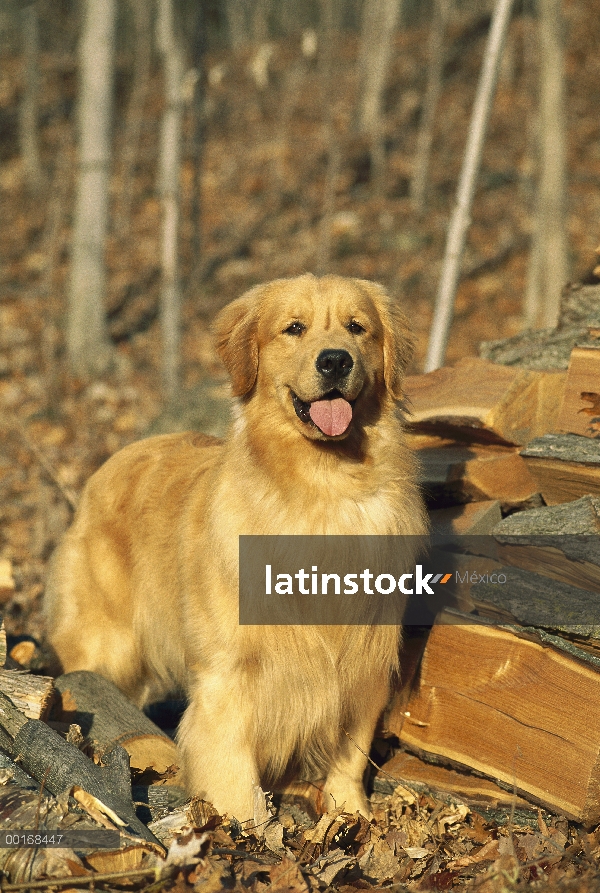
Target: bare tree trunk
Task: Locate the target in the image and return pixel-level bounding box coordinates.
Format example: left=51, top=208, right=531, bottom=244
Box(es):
left=114, top=0, right=152, bottom=236
left=252, top=0, right=270, bottom=44
left=410, top=0, right=451, bottom=214
left=19, top=2, right=42, bottom=190
left=156, top=0, right=184, bottom=398
left=315, top=0, right=340, bottom=274
left=356, top=0, right=401, bottom=192
left=67, top=0, right=116, bottom=377
left=226, top=0, right=249, bottom=50
left=40, top=124, right=73, bottom=409
left=523, top=0, right=568, bottom=330
left=187, top=3, right=206, bottom=295
left=424, top=0, right=515, bottom=373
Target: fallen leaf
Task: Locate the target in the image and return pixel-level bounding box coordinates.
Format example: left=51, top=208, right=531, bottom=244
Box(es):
left=165, top=828, right=210, bottom=867
left=311, top=847, right=356, bottom=886
left=358, top=836, right=400, bottom=883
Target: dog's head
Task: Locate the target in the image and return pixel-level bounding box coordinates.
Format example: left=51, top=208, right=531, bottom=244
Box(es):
left=213, top=274, right=413, bottom=441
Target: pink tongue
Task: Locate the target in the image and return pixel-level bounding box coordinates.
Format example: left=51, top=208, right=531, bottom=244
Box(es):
left=309, top=397, right=353, bottom=436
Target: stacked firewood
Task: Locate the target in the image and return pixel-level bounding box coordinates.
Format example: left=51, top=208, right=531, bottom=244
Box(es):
left=384, top=283, right=600, bottom=825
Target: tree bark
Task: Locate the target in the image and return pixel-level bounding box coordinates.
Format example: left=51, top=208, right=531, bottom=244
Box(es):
left=156, top=0, right=184, bottom=398
left=226, top=0, right=249, bottom=50
left=53, top=671, right=180, bottom=778
left=67, top=0, right=116, bottom=376
left=0, top=670, right=54, bottom=721
left=0, top=689, right=161, bottom=846
left=410, top=0, right=451, bottom=213
left=315, top=0, right=340, bottom=274
left=19, top=2, right=42, bottom=190
left=523, top=0, right=568, bottom=330
left=114, top=0, right=152, bottom=236
left=356, top=0, right=401, bottom=192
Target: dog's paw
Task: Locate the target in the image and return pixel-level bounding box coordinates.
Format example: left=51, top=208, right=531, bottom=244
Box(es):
left=321, top=784, right=373, bottom=819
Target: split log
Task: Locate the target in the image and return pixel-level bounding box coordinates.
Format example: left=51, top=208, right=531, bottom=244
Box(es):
left=385, top=631, right=430, bottom=735
left=429, top=500, right=502, bottom=536
left=492, top=496, right=600, bottom=592
left=374, top=750, right=531, bottom=810
left=521, top=433, right=600, bottom=504
left=399, top=608, right=600, bottom=825
left=404, top=358, right=566, bottom=445
left=53, top=671, right=181, bottom=782
left=0, top=689, right=162, bottom=847
left=418, top=442, right=539, bottom=509
left=557, top=346, right=600, bottom=438
left=0, top=668, right=54, bottom=720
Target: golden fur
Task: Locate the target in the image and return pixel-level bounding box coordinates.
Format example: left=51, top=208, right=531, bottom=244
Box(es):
left=44, top=274, right=427, bottom=821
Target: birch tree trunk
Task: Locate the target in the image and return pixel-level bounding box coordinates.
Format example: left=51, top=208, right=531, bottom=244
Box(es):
left=156, top=0, right=184, bottom=398
left=424, top=0, right=515, bottom=372
left=410, top=0, right=451, bottom=213
left=19, top=2, right=42, bottom=190
left=523, top=0, right=568, bottom=330
left=356, top=0, right=401, bottom=191
left=67, top=0, right=116, bottom=376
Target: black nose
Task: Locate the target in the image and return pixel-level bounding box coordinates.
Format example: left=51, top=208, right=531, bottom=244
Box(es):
left=315, top=349, right=354, bottom=379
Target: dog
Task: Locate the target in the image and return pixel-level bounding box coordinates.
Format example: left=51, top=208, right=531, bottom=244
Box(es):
left=44, top=274, right=427, bottom=821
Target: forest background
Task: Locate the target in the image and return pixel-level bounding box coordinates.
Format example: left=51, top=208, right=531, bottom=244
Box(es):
left=0, top=0, right=599, bottom=644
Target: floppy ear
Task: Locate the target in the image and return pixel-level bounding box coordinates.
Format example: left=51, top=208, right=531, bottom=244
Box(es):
left=212, top=287, right=261, bottom=396
left=360, top=282, right=414, bottom=400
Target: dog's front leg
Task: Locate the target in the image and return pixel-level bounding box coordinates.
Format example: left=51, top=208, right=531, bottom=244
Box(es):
left=322, top=672, right=391, bottom=818
left=177, top=673, right=260, bottom=823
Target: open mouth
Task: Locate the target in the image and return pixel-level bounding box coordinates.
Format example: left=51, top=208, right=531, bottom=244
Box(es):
left=291, top=389, right=355, bottom=437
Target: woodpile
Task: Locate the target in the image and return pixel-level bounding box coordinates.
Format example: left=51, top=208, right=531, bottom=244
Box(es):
left=387, top=319, right=600, bottom=825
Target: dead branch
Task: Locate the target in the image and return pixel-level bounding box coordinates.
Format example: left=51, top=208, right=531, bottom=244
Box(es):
left=6, top=417, right=77, bottom=511
left=0, top=691, right=161, bottom=847
left=424, top=0, right=515, bottom=372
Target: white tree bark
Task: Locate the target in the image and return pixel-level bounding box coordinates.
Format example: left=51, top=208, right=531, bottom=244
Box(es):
left=523, top=0, right=568, bottom=330
left=67, top=0, right=116, bottom=376
left=19, top=2, right=42, bottom=190
left=356, top=0, right=401, bottom=135
left=410, top=0, right=451, bottom=213
left=424, top=0, right=515, bottom=373
left=156, top=0, right=184, bottom=398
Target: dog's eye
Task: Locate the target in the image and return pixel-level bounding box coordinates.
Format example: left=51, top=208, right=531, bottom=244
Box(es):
left=347, top=321, right=365, bottom=335
left=283, top=321, right=305, bottom=336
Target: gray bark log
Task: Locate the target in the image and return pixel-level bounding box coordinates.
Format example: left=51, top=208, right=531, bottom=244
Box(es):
left=53, top=670, right=174, bottom=755
left=0, top=690, right=161, bottom=846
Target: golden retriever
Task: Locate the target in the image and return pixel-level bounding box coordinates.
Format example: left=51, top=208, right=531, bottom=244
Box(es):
left=44, top=274, right=427, bottom=821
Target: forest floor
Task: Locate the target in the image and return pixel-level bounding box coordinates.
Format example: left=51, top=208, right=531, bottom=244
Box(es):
left=1, top=3, right=600, bottom=889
